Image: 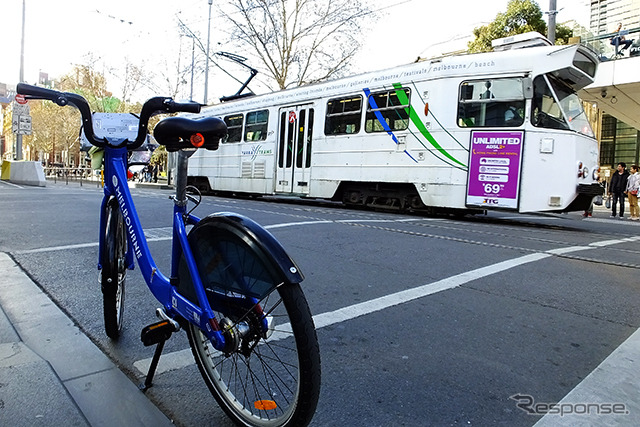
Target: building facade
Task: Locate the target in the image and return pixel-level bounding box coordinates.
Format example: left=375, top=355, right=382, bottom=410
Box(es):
left=589, top=0, right=640, bottom=171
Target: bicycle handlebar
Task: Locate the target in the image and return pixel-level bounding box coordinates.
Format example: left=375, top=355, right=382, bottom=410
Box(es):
left=16, top=83, right=202, bottom=150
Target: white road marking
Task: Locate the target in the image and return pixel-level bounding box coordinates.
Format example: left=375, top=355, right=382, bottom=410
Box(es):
left=13, top=228, right=174, bottom=255
left=14, top=242, right=99, bottom=254
left=0, top=180, right=24, bottom=189
left=132, top=251, right=553, bottom=377
left=12, top=218, right=428, bottom=255
left=130, top=231, right=637, bottom=379
left=264, top=220, right=333, bottom=229
left=533, top=328, right=640, bottom=426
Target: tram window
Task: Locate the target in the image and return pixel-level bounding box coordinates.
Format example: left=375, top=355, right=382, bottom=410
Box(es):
left=306, top=109, right=314, bottom=167
left=531, top=75, right=569, bottom=131
left=296, top=110, right=307, bottom=168
left=223, top=113, right=243, bottom=143
left=365, top=88, right=410, bottom=133
left=324, top=96, right=362, bottom=135
left=458, top=78, right=525, bottom=128
left=573, top=51, right=596, bottom=78
left=244, top=110, right=269, bottom=142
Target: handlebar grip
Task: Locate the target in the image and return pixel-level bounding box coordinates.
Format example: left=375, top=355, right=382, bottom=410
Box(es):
left=168, top=101, right=201, bottom=114
left=17, top=83, right=68, bottom=106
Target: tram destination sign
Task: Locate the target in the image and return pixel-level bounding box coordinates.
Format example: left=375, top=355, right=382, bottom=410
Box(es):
left=466, top=130, right=524, bottom=210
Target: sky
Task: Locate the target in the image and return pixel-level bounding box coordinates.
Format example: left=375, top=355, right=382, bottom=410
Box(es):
left=0, top=0, right=591, bottom=103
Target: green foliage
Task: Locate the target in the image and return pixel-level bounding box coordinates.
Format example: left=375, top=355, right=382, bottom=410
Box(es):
left=553, top=24, right=574, bottom=45
left=56, top=65, right=118, bottom=113
left=467, top=0, right=573, bottom=52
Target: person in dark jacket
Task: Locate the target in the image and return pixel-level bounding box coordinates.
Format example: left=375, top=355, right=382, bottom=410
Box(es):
left=609, top=162, right=630, bottom=218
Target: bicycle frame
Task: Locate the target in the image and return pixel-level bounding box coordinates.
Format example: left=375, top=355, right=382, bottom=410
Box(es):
left=97, top=146, right=228, bottom=349
left=16, top=82, right=320, bottom=426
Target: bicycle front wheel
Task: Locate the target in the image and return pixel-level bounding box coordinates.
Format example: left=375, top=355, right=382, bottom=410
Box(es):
left=101, top=199, right=126, bottom=339
left=181, top=218, right=320, bottom=427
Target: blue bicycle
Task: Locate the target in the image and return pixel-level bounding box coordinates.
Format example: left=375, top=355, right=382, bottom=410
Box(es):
left=18, top=83, right=321, bottom=427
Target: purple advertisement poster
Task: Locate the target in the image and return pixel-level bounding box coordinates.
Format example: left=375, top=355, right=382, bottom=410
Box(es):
left=466, top=130, right=524, bottom=209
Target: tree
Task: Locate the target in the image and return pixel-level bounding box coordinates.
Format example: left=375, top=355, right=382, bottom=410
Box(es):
left=219, top=0, right=375, bottom=90
left=467, top=0, right=573, bottom=53
left=23, top=64, right=130, bottom=166
left=25, top=97, right=79, bottom=164
left=56, top=64, right=122, bottom=113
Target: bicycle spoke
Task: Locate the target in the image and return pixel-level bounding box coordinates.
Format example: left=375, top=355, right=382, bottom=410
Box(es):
left=184, top=217, right=319, bottom=426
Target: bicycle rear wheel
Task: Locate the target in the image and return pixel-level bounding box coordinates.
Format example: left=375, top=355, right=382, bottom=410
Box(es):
left=180, top=218, right=320, bottom=427
left=101, top=199, right=126, bottom=339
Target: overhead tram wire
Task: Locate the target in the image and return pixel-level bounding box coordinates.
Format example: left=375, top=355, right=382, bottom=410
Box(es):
left=174, top=0, right=421, bottom=99
left=176, top=16, right=246, bottom=88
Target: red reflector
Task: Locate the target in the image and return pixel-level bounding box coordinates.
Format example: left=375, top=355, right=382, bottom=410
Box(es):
left=254, top=400, right=277, bottom=410
left=190, top=133, right=205, bottom=148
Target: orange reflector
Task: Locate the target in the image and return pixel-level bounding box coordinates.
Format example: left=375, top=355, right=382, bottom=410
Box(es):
left=254, top=400, right=277, bottom=411
left=148, top=320, right=169, bottom=331
left=190, top=133, right=205, bottom=148
left=424, top=102, right=429, bottom=117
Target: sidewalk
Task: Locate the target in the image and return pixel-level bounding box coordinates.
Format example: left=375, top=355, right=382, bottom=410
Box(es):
left=0, top=253, right=173, bottom=426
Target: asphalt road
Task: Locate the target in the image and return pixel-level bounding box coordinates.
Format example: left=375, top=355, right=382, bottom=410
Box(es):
left=2, top=179, right=640, bottom=426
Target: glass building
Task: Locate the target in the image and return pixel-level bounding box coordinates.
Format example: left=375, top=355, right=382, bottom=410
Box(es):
left=589, top=0, right=640, bottom=169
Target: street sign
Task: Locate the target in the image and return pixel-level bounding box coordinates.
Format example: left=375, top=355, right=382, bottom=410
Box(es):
left=19, top=116, right=32, bottom=132
left=15, top=94, right=27, bottom=105
left=13, top=101, right=30, bottom=116
left=12, top=112, right=32, bottom=135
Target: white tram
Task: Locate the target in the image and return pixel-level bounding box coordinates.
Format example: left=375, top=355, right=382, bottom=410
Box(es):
left=187, top=32, right=602, bottom=213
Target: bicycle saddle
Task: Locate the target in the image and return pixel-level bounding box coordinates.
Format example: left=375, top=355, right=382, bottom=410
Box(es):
left=154, top=116, right=227, bottom=152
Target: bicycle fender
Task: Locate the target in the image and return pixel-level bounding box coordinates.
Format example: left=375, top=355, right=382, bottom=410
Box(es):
left=194, top=212, right=304, bottom=284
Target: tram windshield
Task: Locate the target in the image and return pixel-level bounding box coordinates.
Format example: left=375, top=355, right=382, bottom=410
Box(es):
left=531, top=75, right=594, bottom=138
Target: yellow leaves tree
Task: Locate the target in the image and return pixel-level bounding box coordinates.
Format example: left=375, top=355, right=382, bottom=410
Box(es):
left=24, top=99, right=80, bottom=164
left=24, top=64, right=126, bottom=165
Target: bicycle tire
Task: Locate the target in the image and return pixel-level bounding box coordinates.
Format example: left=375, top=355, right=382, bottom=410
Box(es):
left=102, top=199, right=126, bottom=339
left=180, top=218, right=321, bottom=427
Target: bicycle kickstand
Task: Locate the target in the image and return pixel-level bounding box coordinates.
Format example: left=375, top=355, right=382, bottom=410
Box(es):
left=139, top=309, right=181, bottom=392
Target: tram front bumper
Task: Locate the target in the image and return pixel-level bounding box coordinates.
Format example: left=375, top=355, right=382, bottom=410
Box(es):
left=564, top=183, right=605, bottom=212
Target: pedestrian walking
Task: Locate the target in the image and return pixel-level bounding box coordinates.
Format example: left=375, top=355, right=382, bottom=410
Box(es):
left=626, top=164, right=640, bottom=220
left=609, top=162, right=629, bottom=218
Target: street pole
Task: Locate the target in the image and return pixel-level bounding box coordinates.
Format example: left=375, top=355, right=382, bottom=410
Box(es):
left=190, top=37, right=195, bottom=101
left=548, top=0, right=557, bottom=44
left=203, top=0, right=213, bottom=105
left=16, top=0, right=26, bottom=160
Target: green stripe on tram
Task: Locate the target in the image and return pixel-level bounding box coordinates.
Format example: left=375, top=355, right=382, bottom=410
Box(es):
left=393, top=83, right=467, bottom=168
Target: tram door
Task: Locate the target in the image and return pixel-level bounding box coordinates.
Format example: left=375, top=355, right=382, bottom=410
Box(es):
left=276, top=105, right=314, bottom=194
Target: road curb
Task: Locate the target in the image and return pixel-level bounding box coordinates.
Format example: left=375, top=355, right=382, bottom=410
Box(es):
left=0, top=252, right=174, bottom=426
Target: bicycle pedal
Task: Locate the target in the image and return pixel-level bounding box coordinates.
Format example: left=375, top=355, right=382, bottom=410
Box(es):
left=140, top=320, right=175, bottom=347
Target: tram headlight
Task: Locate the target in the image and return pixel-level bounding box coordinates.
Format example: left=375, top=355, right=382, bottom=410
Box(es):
left=577, top=162, right=584, bottom=177
left=582, top=166, right=589, bottom=179
left=592, top=168, right=600, bottom=181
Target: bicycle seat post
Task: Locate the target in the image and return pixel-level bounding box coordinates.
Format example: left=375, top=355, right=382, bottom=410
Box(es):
left=174, top=150, right=195, bottom=206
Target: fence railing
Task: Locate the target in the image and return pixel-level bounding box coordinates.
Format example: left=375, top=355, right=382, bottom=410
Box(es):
left=44, top=167, right=101, bottom=187
left=578, top=27, right=640, bottom=61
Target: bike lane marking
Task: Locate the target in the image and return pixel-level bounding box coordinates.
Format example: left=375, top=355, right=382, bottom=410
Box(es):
left=133, top=236, right=627, bottom=376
